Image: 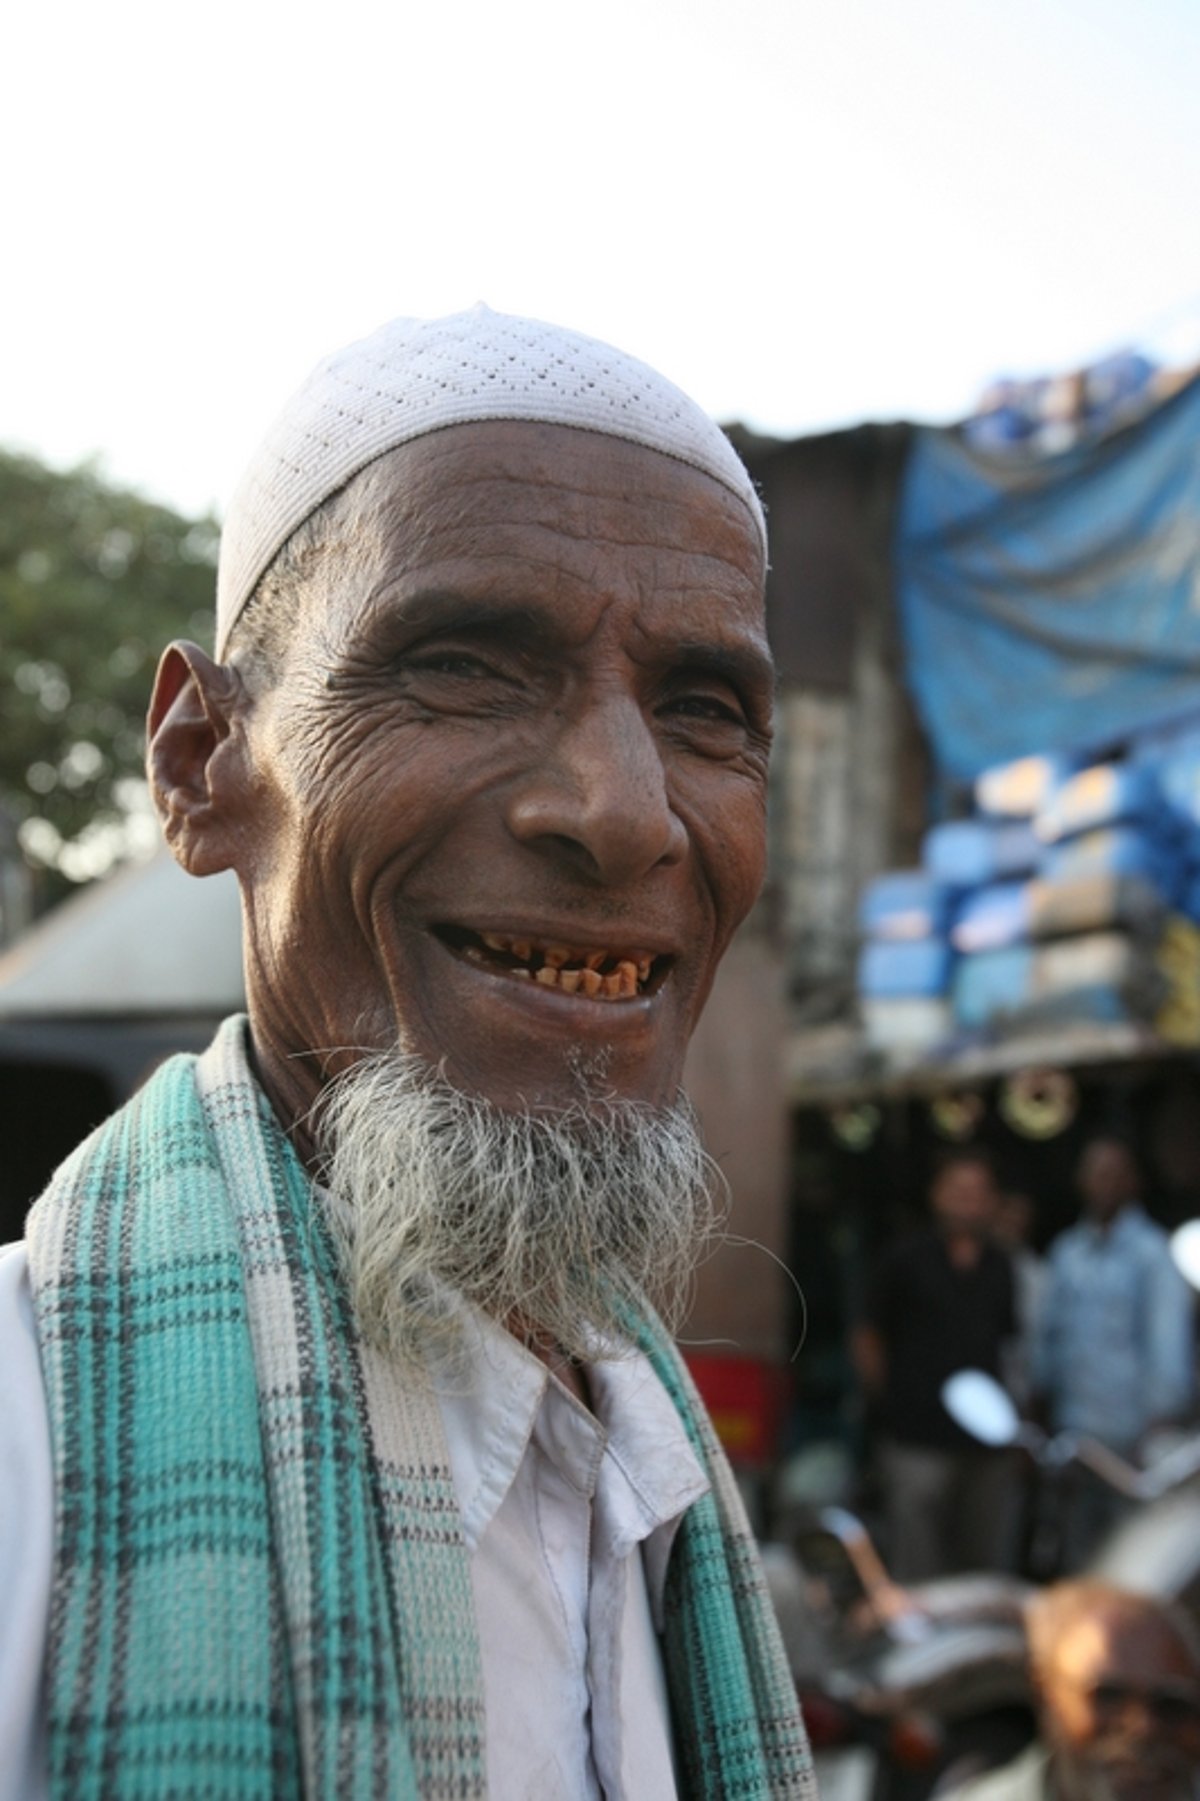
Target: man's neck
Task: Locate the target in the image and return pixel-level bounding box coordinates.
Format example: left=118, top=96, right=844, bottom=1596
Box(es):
left=506, top=1312, right=592, bottom=1406
left=1088, top=1200, right=1135, bottom=1238
left=944, top=1231, right=984, bottom=1270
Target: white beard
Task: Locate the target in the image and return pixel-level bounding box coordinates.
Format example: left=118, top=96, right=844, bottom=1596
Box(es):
left=312, top=1048, right=726, bottom=1366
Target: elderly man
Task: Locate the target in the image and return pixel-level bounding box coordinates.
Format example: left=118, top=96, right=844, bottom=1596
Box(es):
left=0, top=309, right=814, bottom=1799
left=948, top=1581, right=1200, bottom=1800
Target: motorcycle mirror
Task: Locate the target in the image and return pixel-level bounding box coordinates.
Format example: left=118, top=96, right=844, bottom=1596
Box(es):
left=1170, top=1219, right=1200, bottom=1293
left=941, top=1368, right=1020, bottom=1446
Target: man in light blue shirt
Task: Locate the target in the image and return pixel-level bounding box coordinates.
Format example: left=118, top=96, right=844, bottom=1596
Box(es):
left=1033, top=1136, right=1196, bottom=1568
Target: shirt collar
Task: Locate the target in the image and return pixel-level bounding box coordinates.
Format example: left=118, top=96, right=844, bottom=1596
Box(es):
left=1083, top=1201, right=1144, bottom=1246
left=587, top=1350, right=711, bottom=1622
left=429, top=1298, right=709, bottom=1620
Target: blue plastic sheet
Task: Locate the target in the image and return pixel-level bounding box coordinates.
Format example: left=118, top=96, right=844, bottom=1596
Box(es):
left=895, top=375, right=1200, bottom=781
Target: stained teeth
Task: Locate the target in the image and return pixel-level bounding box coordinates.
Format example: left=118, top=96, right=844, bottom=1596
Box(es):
left=456, top=929, right=659, bottom=998
left=526, top=961, right=640, bottom=998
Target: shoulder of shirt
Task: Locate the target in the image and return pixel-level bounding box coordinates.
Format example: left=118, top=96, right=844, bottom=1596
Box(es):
left=1113, top=1205, right=1173, bottom=1255
left=0, top=1240, right=30, bottom=1282
left=1046, top=1219, right=1093, bottom=1259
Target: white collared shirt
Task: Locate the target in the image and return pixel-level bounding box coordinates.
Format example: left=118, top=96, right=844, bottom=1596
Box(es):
left=0, top=1244, right=709, bottom=1801
left=433, top=1302, right=709, bottom=1798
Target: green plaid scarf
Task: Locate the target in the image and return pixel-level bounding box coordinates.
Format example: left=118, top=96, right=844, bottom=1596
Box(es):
left=26, top=1015, right=814, bottom=1800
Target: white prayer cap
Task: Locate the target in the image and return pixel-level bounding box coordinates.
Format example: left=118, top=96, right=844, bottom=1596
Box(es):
left=216, top=305, right=765, bottom=655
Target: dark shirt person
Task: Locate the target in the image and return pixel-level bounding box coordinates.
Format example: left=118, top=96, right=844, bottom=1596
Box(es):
left=855, top=1151, right=1018, bottom=1581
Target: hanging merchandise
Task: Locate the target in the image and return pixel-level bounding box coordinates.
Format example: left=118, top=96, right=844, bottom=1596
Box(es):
left=828, top=1103, right=882, bottom=1152
left=962, top=352, right=1158, bottom=460
left=929, top=1092, right=985, bottom=1141
left=998, top=1068, right=1078, bottom=1139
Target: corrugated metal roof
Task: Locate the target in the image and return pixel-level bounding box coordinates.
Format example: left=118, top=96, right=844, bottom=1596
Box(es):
left=0, top=852, right=244, bottom=1019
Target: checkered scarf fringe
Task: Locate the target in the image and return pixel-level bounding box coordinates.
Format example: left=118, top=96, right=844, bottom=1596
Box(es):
left=26, top=1015, right=814, bottom=1799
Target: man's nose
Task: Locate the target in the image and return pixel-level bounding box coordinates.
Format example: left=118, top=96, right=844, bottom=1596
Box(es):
left=505, top=691, right=687, bottom=885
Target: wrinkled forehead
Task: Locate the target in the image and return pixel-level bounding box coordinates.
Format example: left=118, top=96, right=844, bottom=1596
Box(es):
left=216, top=305, right=766, bottom=656
left=310, top=422, right=769, bottom=657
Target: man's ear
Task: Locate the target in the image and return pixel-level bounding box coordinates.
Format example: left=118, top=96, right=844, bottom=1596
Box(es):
left=147, top=641, right=250, bottom=876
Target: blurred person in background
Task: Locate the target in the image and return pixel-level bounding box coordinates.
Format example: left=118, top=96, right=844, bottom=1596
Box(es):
left=947, top=1580, right=1200, bottom=1800
left=1033, top=1135, right=1195, bottom=1570
left=853, top=1150, right=1019, bottom=1581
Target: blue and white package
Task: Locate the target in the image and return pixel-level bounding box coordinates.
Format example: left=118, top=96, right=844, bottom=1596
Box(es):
left=950, top=882, right=1032, bottom=954
left=953, top=946, right=1035, bottom=1027
left=858, top=937, right=953, bottom=999
left=1027, top=872, right=1165, bottom=940
left=1039, top=825, right=1180, bottom=899
left=863, top=997, right=953, bottom=1055
left=924, top=819, right=1040, bottom=887
left=858, top=870, right=952, bottom=942
left=975, top=754, right=1072, bottom=820
left=1036, top=761, right=1164, bottom=844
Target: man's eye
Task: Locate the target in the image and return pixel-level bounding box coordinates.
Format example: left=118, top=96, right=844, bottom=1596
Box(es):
left=666, top=693, right=746, bottom=726
left=409, top=650, right=497, bottom=679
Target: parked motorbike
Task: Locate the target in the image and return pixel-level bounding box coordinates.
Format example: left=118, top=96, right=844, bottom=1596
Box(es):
left=775, top=1224, right=1200, bottom=1795
left=764, top=1505, right=1033, bottom=1800
left=771, top=1381, right=1200, bottom=1797
left=942, top=1365, right=1200, bottom=1618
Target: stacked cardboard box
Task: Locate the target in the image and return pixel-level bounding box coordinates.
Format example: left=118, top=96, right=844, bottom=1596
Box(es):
left=857, top=740, right=1200, bottom=1058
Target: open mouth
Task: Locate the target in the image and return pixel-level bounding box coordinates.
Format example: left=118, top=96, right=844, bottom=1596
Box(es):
left=437, top=927, right=667, bottom=1001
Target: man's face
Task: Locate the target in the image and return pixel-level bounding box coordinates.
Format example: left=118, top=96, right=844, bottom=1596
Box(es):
left=1078, top=1141, right=1138, bottom=1224
left=230, top=421, right=772, bottom=1116
left=930, top=1160, right=997, bottom=1239
left=1039, top=1604, right=1200, bottom=1800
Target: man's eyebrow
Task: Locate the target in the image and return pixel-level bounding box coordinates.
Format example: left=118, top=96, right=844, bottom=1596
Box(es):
left=361, top=589, right=561, bottom=651
left=668, top=640, right=778, bottom=698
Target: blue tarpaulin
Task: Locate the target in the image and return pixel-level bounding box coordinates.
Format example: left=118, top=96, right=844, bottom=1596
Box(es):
left=894, top=374, right=1200, bottom=781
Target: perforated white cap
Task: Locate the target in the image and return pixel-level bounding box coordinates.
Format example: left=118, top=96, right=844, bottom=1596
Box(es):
left=216, top=304, right=764, bottom=654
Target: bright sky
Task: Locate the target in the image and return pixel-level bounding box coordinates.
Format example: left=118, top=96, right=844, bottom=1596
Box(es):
left=5, top=0, right=1200, bottom=521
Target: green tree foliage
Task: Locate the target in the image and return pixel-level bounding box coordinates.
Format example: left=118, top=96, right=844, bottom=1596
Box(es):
left=0, top=448, right=218, bottom=914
